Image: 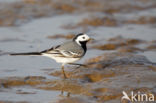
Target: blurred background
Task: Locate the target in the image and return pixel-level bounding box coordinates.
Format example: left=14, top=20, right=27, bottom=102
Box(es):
left=0, top=0, right=156, bottom=103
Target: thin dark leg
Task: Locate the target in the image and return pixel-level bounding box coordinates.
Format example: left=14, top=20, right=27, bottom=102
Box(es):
left=61, top=64, right=67, bottom=79
left=61, top=89, right=64, bottom=95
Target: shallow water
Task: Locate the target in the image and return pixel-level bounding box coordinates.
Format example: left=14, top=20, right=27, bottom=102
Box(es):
left=0, top=0, right=156, bottom=103
left=0, top=87, right=60, bottom=103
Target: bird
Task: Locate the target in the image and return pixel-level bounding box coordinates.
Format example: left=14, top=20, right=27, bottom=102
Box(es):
left=10, top=33, right=91, bottom=78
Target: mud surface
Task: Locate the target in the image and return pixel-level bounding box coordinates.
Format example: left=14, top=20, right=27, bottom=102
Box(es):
left=0, top=0, right=156, bottom=103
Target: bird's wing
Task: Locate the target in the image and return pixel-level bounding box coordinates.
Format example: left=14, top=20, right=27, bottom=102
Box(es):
left=56, top=41, right=84, bottom=58
left=41, top=45, right=81, bottom=58
left=59, top=50, right=82, bottom=58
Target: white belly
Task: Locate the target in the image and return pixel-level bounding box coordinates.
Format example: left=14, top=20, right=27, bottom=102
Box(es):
left=42, top=54, right=80, bottom=64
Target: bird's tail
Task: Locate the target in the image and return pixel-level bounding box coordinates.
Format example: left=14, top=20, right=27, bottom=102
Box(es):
left=10, top=52, right=41, bottom=56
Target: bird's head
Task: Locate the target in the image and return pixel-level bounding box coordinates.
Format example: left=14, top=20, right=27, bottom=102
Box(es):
left=73, top=33, right=91, bottom=45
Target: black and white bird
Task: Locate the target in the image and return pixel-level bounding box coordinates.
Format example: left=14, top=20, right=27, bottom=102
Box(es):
left=10, top=33, right=91, bottom=78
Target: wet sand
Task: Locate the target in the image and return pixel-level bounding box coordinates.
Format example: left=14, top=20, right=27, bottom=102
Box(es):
left=0, top=0, right=156, bottom=103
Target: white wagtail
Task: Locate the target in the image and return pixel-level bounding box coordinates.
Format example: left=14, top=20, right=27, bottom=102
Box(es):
left=10, top=33, right=91, bottom=78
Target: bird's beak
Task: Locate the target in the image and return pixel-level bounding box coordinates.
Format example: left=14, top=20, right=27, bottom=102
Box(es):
left=88, top=38, right=94, bottom=42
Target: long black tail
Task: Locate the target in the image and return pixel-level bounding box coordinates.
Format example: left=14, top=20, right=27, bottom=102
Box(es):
left=10, top=52, right=41, bottom=56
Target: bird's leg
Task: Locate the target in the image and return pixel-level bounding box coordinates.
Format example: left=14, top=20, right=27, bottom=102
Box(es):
left=61, top=89, right=64, bottom=95
left=61, top=64, right=67, bottom=79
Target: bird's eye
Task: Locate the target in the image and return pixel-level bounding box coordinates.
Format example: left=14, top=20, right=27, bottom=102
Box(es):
left=82, top=37, right=85, bottom=39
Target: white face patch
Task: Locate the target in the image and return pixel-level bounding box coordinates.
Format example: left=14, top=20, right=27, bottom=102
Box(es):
left=75, top=34, right=90, bottom=45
